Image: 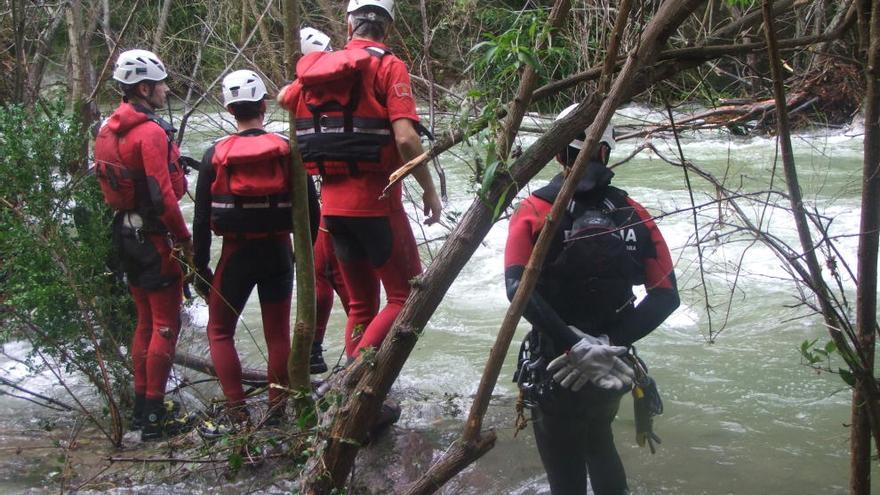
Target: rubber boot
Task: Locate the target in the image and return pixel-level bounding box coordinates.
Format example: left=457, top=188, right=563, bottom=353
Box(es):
left=129, top=394, right=145, bottom=431
left=310, top=341, right=328, bottom=374
left=141, top=397, right=193, bottom=441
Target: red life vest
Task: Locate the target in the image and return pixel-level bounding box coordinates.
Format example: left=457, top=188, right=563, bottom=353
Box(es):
left=292, top=47, right=393, bottom=176
left=209, top=132, right=292, bottom=236
left=94, top=124, right=145, bottom=211
left=94, top=113, right=186, bottom=214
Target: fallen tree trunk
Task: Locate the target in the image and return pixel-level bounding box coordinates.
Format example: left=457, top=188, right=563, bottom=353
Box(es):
left=174, top=352, right=268, bottom=386
left=613, top=93, right=822, bottom=140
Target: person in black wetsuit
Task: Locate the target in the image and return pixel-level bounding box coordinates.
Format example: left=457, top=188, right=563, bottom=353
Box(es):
left=504, top=104, right=680, bottom=494
left=192, top=70, right=319, bottom=428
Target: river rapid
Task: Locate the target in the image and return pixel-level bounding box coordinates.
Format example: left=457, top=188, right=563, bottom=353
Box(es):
left=0, top=104, right=875, bottom=494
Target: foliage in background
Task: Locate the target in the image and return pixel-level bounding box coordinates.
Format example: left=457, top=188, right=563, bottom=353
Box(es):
left=469, top=6, right=584, bottom=106
left=0, top=99, right=134, bottom=399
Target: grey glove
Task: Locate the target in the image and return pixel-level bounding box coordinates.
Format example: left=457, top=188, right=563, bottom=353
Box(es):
left=547, top=336, right=633, bottom=392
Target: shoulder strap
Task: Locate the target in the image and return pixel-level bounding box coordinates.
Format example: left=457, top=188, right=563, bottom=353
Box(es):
left=144, top=115, right=176, bottom=165
left=364, top=46, right=388, bottom=58
left=364, top=46, right=389, bottom=106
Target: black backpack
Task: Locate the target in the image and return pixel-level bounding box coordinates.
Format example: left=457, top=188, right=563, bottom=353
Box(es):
left=540, top=187, right=645, bottom=332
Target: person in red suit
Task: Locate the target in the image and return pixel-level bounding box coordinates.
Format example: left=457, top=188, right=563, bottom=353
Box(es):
left=93, top=49, right=192, bottom=441
left=278, top=0, right=442, bottom=361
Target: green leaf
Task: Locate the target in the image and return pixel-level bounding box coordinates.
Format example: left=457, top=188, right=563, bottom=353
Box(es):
left=468, top=40, right=492, bottom=54
left=824, top=341, right=837, bottom=354
left=483, top=45, right=499, bottom=65
left=493, top=186, right=510, bottom=222
left=800, top=338, right=816, bottom=354
left=838, top=368, right=855, bottom=387
left=481, top=159, right=501, bottom=197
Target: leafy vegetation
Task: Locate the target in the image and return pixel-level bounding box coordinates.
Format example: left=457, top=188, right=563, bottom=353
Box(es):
left=0, top=99, right=134, bottom=409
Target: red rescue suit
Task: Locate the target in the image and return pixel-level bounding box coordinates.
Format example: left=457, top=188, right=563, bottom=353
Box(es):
left=279, top=40, right=423, bottom=359
left=314, top=223, right=352, bottom=346
left=94, top=102, right=190, bottom=403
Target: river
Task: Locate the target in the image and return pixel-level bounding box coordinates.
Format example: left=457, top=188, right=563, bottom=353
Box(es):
left=0, top=104, right=874, bottom=494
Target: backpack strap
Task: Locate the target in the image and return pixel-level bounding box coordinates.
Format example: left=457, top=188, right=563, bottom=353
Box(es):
left=146, top=114, right=178, bottom=172
left=364, top=47, right=389, bottom=106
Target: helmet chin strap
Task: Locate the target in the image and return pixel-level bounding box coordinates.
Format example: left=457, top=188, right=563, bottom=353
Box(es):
left=166, top=91, right=174, bottom=130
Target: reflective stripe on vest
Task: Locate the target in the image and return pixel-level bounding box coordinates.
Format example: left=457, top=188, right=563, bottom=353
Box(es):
left=294, top=117, right=392, bottom=137
left=211, top=192, right=292, bottom=209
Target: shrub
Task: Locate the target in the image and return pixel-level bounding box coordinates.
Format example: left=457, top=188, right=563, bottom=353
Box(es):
left=0, top=99, right=135, bottom=441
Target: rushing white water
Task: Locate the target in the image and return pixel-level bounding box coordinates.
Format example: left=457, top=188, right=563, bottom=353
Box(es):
left=0, top=105, right=874, bottom=494
left=191, top=106, right=868, bottom=493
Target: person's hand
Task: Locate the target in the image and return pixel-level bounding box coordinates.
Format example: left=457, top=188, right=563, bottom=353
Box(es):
left=547, top=337, right=633, bottom=392
left=422, top=189, right=442, bottom=225
left=176, top=238, right=193, bottom=261
left=174, top=238, right=195, bottom=281
left=193, top=267, right=214, bottom=300
left=276, top=84, right=293, bottom=109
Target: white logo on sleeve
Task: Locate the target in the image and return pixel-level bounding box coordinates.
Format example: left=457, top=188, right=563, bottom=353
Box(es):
left=393, top=83, right=412, bottom=98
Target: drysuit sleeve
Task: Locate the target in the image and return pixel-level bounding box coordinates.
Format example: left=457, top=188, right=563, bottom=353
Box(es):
left=192, top=146, right=216, bottom=271
left=307, top=175, right=320, bottom=242
left=277, top=81, right=301, bottom=111
left=380, top=55, right=419, bottom=123
left=140, top=124, right=190, bottom=240
left=504, top=196, right=582, bottom=350
left=611, top=197, right=680, bottom=347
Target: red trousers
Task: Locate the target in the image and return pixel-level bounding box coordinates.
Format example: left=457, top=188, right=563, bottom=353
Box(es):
left=325, top=209, right=422, bottom=359
left=314, top=226, right=352, bottom=345
left=128, top=234, right=183, bottom=401
left=206, top=236, right=292, bottom=409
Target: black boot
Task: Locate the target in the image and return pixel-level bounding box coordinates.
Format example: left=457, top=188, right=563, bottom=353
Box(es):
left=134, top=397, right=180, bottom=431
left=310, top=341, right=328, bottom=374
left=129, top=394, right=145, bottom=431
left=141, top=397, right=193, bottom=441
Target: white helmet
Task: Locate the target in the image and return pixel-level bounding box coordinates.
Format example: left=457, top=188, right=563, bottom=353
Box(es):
left=557, top=103, right=615, bottom=151
left=347, top=0, right=394, bottom=20
left=221, top=70, right=268, bottom=106
left=301, top=27, right=332, bottom=54
left=112, top=49, right=168, bottom=84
